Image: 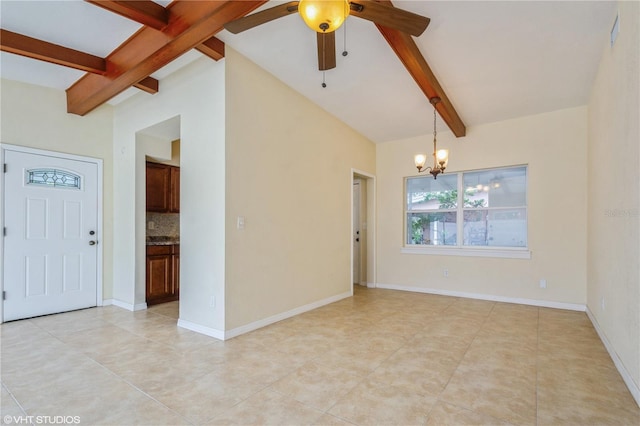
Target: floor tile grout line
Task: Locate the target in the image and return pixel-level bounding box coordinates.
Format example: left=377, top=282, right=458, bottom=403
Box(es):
left=1, top=381, right=30, bottom=419
left=3, top=318, right=194, bottom=425
left=201, top=381, right=282, bottom=425
left=436, top=301, right=496, bottom=396
left=321, top=298, right=483, bottom=425
left=81, top=352, right=197, bottom=426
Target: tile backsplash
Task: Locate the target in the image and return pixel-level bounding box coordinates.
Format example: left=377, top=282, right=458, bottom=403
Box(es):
left=147, top=212, right=179, bottom=237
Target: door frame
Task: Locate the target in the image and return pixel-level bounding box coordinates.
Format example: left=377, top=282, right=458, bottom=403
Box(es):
left=0, top=143, right=104, bottom=323
left=351, top=169, right=376, bottom=294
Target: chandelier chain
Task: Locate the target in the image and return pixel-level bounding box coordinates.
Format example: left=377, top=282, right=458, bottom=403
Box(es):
left=433, top=102, right=437, bottom=142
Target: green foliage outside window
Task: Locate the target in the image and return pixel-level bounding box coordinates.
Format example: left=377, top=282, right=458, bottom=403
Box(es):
left=410, top=189, right=486, bottom=244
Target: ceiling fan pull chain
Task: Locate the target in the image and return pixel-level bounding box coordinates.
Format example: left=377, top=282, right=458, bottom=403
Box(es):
left=342, top=20, right=348, bottom=57
left=321, top=32, right=327, bottom=88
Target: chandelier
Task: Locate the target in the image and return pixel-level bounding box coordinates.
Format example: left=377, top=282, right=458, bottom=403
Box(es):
left=414, top=97, right=449, bottom=179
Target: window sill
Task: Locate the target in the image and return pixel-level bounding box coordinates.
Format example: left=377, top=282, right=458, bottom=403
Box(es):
left=401, top=246, right=531, bottom=259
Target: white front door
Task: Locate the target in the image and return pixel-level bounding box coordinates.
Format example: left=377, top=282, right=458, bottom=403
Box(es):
left=3, top=148, right=99, bottom=321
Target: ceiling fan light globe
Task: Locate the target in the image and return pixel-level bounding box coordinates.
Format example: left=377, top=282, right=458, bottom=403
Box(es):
left=298, top=0, right=350, bottom=33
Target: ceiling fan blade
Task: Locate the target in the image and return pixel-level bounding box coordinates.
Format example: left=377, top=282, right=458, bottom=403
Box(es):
left=317, top=31, right=337, bottom=71
left=349, top=0, right=430, bottom=37
left=224, top=1, right=299, bottom=34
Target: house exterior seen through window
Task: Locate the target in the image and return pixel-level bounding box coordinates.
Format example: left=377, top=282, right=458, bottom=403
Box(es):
left=405, top=165, right=528, bottom=249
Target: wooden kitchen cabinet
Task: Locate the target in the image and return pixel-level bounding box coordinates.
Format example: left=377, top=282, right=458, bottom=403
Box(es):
left=146, top=244, right=179, bottom=305
left=172, top=245, right=180, bottom=295
left=169, top=166, right=180, bottom=213
left=146, top=162, right=170, bottom=212
left=146, top=162, right=180, bottom=213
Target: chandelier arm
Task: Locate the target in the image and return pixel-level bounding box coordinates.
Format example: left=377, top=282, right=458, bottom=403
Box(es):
left=417, top=166, right=433, bottom=174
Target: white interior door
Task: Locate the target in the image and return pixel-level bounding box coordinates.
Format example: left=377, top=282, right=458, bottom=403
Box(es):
left=3, top=149, right=99, bottom=321
left=353, top=181, right=360, bottom=285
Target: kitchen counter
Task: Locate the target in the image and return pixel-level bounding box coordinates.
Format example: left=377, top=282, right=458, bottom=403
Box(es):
left=146, top=236, right=180, bottom=246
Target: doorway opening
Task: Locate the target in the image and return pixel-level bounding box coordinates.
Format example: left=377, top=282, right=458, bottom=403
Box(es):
left=351, top=170, right=375, bottom=293
left=135, top=116, right=181, bottom=318
left=145, top=140, right=180, bottom=308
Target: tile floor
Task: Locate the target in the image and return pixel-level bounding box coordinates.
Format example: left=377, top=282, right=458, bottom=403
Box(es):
left=1, top=287, right=638, bottom=425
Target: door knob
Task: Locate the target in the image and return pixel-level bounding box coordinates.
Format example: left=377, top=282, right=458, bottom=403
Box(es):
left=89, top=241, right=97, bottom=246
left=356, top=238, right=360, bottom=242
left=89, top=230, right=95, bottom=235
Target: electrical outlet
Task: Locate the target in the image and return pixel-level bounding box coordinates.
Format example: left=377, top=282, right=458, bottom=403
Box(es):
left=237, top=216, right=245, bottom=230
left=210, top=296, right=216, bottom=308
left=443, top=269, right=449, bottom=277
left=539, top=279, right=547, bottom=289
left=601, top=297, right=605, bottom=310
left=148, top=221, right=155, bottom=230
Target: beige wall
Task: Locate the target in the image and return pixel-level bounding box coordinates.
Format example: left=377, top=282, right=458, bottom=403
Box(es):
left=377, top=106, right=588, bottom=305
left=224, top=48, right=376, bottom=330
left=587, top=0, right=639, bottom=400
left=148, top=139, right=180, bottom=166
left=0, top=79, right=114, bottom=299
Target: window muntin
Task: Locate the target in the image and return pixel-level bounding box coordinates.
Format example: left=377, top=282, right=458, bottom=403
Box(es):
left=405, top=166, right=527, bottom=249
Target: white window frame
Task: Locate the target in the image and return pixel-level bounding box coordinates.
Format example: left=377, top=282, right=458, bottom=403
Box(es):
left=402, top=165, right=531, bottom=259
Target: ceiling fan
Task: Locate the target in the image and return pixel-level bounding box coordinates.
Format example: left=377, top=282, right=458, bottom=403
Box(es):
left=224, top=0, right=430, bottom=72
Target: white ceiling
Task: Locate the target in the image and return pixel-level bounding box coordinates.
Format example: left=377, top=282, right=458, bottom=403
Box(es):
left=0, top=1, right=616, bottom=143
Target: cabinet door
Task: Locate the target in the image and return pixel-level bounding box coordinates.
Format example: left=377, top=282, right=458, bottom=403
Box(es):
left=146, top=254, right=171, bottom=304
left=172, top=253, right=180, bottom=296
left=146, top=162, right=170, bottom=212
left=169, top=167, right=180, bottom=213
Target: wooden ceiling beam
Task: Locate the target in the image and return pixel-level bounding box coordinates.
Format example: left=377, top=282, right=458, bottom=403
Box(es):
left=0, top=29, right=159, bottom=94
left=375, top=1, right=466, bottom=137
left=0, top=29, right=106, bottom=74
left=85, top=0, right=169, bottom=31
left=67, top=0, right=267, bottom=116
left=87, top=1, right=226, bottom=61
left=134, top=76, right=159, bottom=94
left=195, top=36, right=225, bottom=61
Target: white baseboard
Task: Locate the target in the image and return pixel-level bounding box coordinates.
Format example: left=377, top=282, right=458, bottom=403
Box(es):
left=224, top=291, right=352, bottom=340
left=586, top=307, right=640, bottom=408
left=177, top=319, right=225, bottom=340
left=176, top=291, right=351, bottom=341
left=366, top=282, right=376, bottom=288
left=108, top=299, right=147, bottom=312
left=375, top=283, right=586, bottom=311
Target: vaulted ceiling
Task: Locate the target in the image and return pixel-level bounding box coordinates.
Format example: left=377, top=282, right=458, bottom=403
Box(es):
left=0, top=1, right=616, bottom=143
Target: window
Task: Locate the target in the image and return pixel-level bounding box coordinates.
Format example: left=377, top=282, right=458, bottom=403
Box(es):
left=26, top=169, right=81, bottom=189
left=405, top=165, right=528, bottom=257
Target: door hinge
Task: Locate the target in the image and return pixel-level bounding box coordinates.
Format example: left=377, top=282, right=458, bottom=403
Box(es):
left=2, top=291, right=5, bottom=301
left=3, top=227, right=5, bottom=236
left=3, top=163, right=6, bottom=173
